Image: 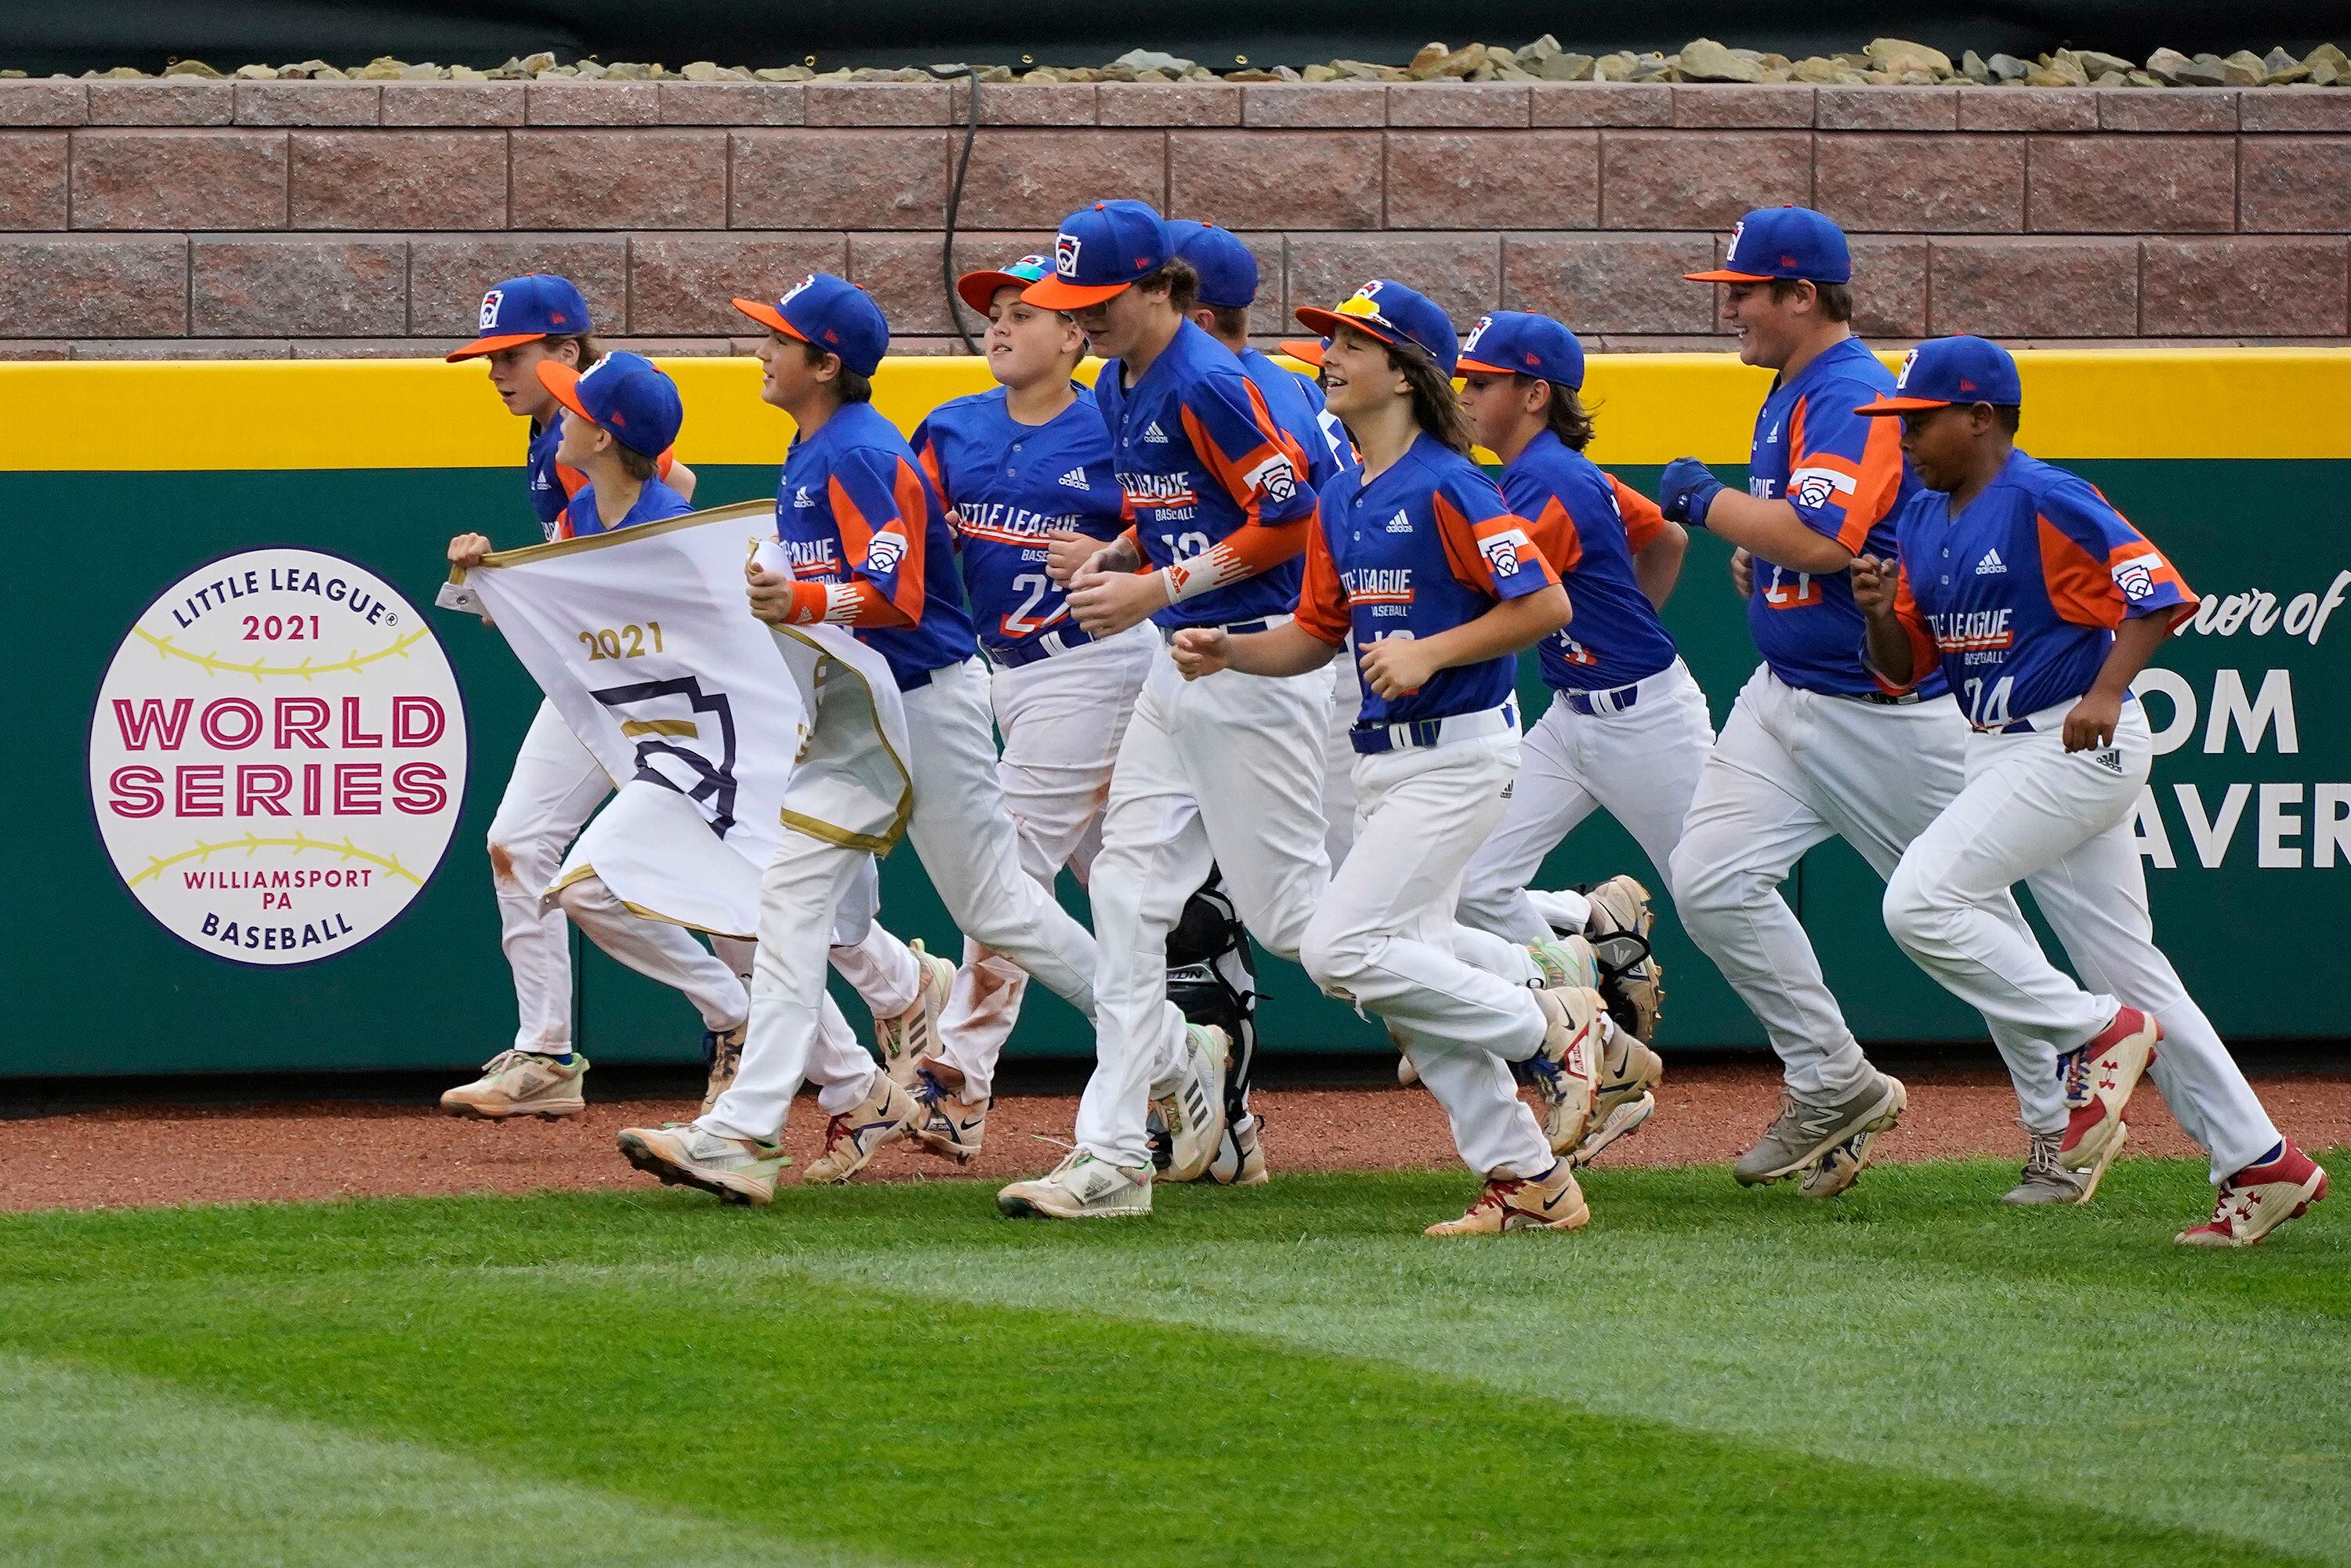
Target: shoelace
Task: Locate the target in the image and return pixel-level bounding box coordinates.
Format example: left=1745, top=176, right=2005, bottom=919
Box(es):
left=1467, top=1176, right=1529, bottom=1215
left=2023, top=1134, right=2067, bottom=1182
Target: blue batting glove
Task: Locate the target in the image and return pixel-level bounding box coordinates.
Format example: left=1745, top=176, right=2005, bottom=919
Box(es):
left=1657, top=457, right=1725, bottom=529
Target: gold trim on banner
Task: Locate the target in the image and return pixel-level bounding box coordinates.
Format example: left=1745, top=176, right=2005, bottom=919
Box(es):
left=542, top=863, right=752, bottom=941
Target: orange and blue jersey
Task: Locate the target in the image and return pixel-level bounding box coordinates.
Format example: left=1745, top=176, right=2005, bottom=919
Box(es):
left=1743, top=336, right=1942, bottom=697
left=529, top=419, right=679, bottom=542
left=1875, top=450, right=2196, bottom=728
left=1500, top=429, right=1679, bottom=694
left=1237, top=346, right=1355, bottom=492
left=773, top=402, right=976, bottom=689
left=911, top=385, right=1125, bottom=657
left=1091, top=318, right=1319, bottom=630
left=1294, top=433, right=1557, bottom=736
left=559, top=474, right=694, bottom=538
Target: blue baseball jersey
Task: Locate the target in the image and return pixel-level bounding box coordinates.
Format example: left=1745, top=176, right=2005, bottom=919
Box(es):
left=560, top=474, right=694, bottom=538
left=1877, top=450, right=2197, bottom=727
left=1501, top=430, right=1680, bottom=693
left=1742, top=336, right=1943, bottom=697
left=773, top=402, right=977, bottom=689
left=1295, top=433, right=1557, bottom=729
left=1238, top=346, right=1355, bottom=493
left=529, top=418, right=677, bottom=542
left=1092, top=319, right=1318, bottom=630
left=911, top=386, right=1126, bottom=654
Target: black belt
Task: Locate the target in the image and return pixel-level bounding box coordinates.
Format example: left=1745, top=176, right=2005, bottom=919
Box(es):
left=1839, top=689, right=1924, bottom=707
left=1157, top=617, right=1278, bottom=642
left=987, top=624, right=1096, bottom=669
left=1562, top=682, right=1640, bottom=716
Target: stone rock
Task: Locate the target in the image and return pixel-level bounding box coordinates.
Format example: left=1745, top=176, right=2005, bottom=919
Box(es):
left=1864, top=37, right=1952, bottom=76
left=2028, top=52, right=2089, bottom=86
left=1466, top=62, right=1501, bottom=80
left=353, top=56, right=407, bottom=80
left=1519, top=33, right=1562, bottom=63
left=603, top=61, right=651, bottom=79
left=1225, top=67, right=1280, bottom=81
left=1960, top=49, right=1991, bottom=83
left=1593, top=52, right=1638, bottom=81
left=164, top=59, right=225, bottom=77
left=1676, top=38, right=1766, bottom=82
left=1985, top=53, right=2030, bottom=82
left=1301, top=63, right=1340, bottom=81
left=1793, top=55, right=1845, bottom=82
left=1535, top=53, right=1595, bottom=81
left=520, top=53, right=556, bottom=74
left=2262, top=46, right=2310, bottom=83
left=538, top=65, right=578, bottom=77
left=2143, top=47, right=2191, bottom=84
left=1407, top=42, right=1450, bottom=77
left=1492, top=62, right=1540, bottom=81
left=2308, top=44, right=2349, bottom=85
left=1408, top=42, right=1487, bottom=80
left=1759, top=52, right=1791, bottom=69
left=2220, top=50, right=2266, bottom=85
left=449, top=64, right=488, bottom=81
left=2126, top=71, right=2161, bottom=87
left=2174, top=54, right=2230, bottom=86
left=679, top=60, right=723, bottom=80
left=1487, top=45, right=1519, bottom=67
left=232, top=63, right=277, bottom=79
left=398, top=63, right=448, bottom=79
left=2076, top=49, right=2134, bottom=78
left=1112, top=48, right=1194, bottom=74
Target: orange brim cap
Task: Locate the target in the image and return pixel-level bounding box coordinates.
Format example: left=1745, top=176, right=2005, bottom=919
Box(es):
left=1454, top=354, right=1520, bottom=375
left=957, top=270, right=1032, bottom=316
left=1292, top=306, right=1403, bottom=351
left=445, top=331, right=549, bottom=362
left=534, top=360, right=593, bottom=422
left=1022, top=274, right=1131, bottom=310
left=1683, top=267, right=1777, bottom=283
left=731, top=296, right=810, bottom=342
left=1854, top=395, right=1956, bottom=416
left=1276, top=339, right=1325, bottom=367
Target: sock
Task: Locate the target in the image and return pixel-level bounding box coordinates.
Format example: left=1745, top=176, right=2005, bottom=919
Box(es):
left=2251, top=1139, right=2285, bottom=1169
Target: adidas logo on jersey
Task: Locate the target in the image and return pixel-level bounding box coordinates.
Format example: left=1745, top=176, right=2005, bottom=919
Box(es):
left=1975, top=549, right=2007, bottom=575
left=1141, top=421, right=1170, bottom=444
left=1766, top=422, right=1782, bottom=444
left=1386, top=510, right=1413, bottom=533
left=2092, top=748, right=2124, bottom=773
left=1057, top=467, right=1089, bottom=491
left=792, top=486, right=817, bottom=509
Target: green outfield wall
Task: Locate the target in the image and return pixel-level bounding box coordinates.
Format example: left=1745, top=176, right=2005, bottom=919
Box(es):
left=10, top=351, right=2346, bottom=1077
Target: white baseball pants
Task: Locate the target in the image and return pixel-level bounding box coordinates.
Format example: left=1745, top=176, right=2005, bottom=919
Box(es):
left=1307, top=730, right=1556, bottom=1179
left=706, top=656, right=1101, bottom=1143
left=1458, top=659, right=1716, bottom=946
left=1074, top=643, right=1335, bottom=1168
left=1667, top=668, right=2066, bottom=1133
left=485, top=699, right=613, bottom=1054
left=1882, top=701, right=2280, bottom=1180
left=1321, top=652, right=1364, bottom=868
left=936, top=626, right=1154, bottom=1099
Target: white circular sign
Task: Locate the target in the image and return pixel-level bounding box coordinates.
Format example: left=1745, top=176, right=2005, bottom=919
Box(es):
left=88, top=549, right=469, bottom=966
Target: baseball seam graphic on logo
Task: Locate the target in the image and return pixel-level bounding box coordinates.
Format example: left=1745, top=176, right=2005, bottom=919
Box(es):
left=2113, top=552, right=2161, bottom=600
left=1480, top=527, right=1531, bottom=577
left=864, top=531, right=907, bottom=574
left=1790, top=466, right=1857, bottom=509
left=479, top=290, right=503, bottom=331
left=90, top=549, right=468, bottom=968
left=1055, top=233, right=1081, bottom=276
left=1242, top=453, right=1297, bottom=505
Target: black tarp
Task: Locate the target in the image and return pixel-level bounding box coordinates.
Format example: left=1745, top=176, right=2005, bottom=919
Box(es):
left=4, top=2, right=2343, bottom=78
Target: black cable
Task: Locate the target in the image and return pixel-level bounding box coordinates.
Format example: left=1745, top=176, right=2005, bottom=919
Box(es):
left=926, top=64, right=984, bottom=357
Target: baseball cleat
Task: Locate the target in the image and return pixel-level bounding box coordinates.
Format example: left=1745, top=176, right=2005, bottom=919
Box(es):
left=1527, top=932, right=1599, bottom=990
left=1584, top=874, right=1665, bottom=1045
left=1425, top=1161, right=1589, bottom=1236
left=2176, top=1142, right=2329, bottom=1248
left=1525, top=987, right=1605, bottom=1156
left=997, top=1150, right=1153, bottom=1219
left=1206, top=1111, right=1270, bottom=1186
left=440, top=1049, right=589, bottom=1121
left=874, top=939, right=958, bottom=1087
left=1733, top=1070, right=1907, bottom=1188
left=1572, top=1021, right=1665, bottom=1168
left=1799, top=1124, right=1889, bottom=1199
left=2003, top=1125, right=2120, bottom=1207
left=2057, top=1006, right=2159, bottom=1175
left=1152, top=1024, right=1229, bottom=1182
left=802, top=1074, right=922, bottom=1184
left=1396, top=1052, right=1421, bottom=1088
left=698, top=1023, right=745, bottom=1118
left=906, top=1059, right=987, bottom=1164
left=617, top=1121, right=788, bottom=1205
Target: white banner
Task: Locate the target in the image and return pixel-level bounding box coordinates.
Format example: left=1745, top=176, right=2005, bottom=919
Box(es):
left=443, top=500, right=911, bottom=937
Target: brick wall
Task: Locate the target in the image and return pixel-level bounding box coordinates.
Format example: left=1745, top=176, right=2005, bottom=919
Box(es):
left=2, top=77, right=2346, bottom=360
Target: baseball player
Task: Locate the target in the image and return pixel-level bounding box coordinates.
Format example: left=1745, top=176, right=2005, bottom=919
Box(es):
left=994, top=200, right=1325, bottom=1220
left=617, top=273, right=1108, bottom=1200
left=1449, top=310, right=1708, bottom=1162
left=1654, top=208, right=2068, bottom=1201
left=439, top=278, right=746, bottom=1121
left=1170, top=281, right=1611, bottom=1235
left=900, top=253, right=1156, bottom=1161
left=1850, top=335, right=2328, bottom=1243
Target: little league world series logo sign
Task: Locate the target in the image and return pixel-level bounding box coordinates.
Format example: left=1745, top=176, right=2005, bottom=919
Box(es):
left=88, top=549, right=469, bottom=966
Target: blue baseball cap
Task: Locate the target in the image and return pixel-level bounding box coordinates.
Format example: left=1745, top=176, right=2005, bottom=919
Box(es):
left=732, top=273, right=889, bottom=378
left=446, top=273, right=594, bottom=360
left=1023, top=199, right=1172, bottom=310
left=1686, top=206, right=1852, bottom=286
left=1457, top=310, right=1586, bottom=389
left=956, top=253, right=1054, bottom=316
left=536, top=351, right=683, bottom=459
left=1294, top=280, right=1460, bottom=377
left=1166, top=219, right=1259, bottom=310
left=1857, top=335, right=2023, bottom=415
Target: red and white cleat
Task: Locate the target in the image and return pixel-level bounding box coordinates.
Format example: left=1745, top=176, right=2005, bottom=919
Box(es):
left=2057, top=1006, right=2159, bottom=1174
left=2176, top=1143, right=2330, bottom=1248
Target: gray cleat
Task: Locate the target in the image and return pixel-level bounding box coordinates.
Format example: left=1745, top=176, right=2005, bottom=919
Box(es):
left=2002, top=1126, right=2114, bottom=1207
left=1733, top=1071, right=1907, bottom=1188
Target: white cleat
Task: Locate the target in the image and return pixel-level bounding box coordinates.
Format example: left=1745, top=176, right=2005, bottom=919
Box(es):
left=997, top=1149, right=1154, bottom=1219
left=1152, top=1023, right=1229, bottom=1182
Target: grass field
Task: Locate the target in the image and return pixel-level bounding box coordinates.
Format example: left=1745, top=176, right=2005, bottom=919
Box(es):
left=0, top=1153, right=2343, bottom=1567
